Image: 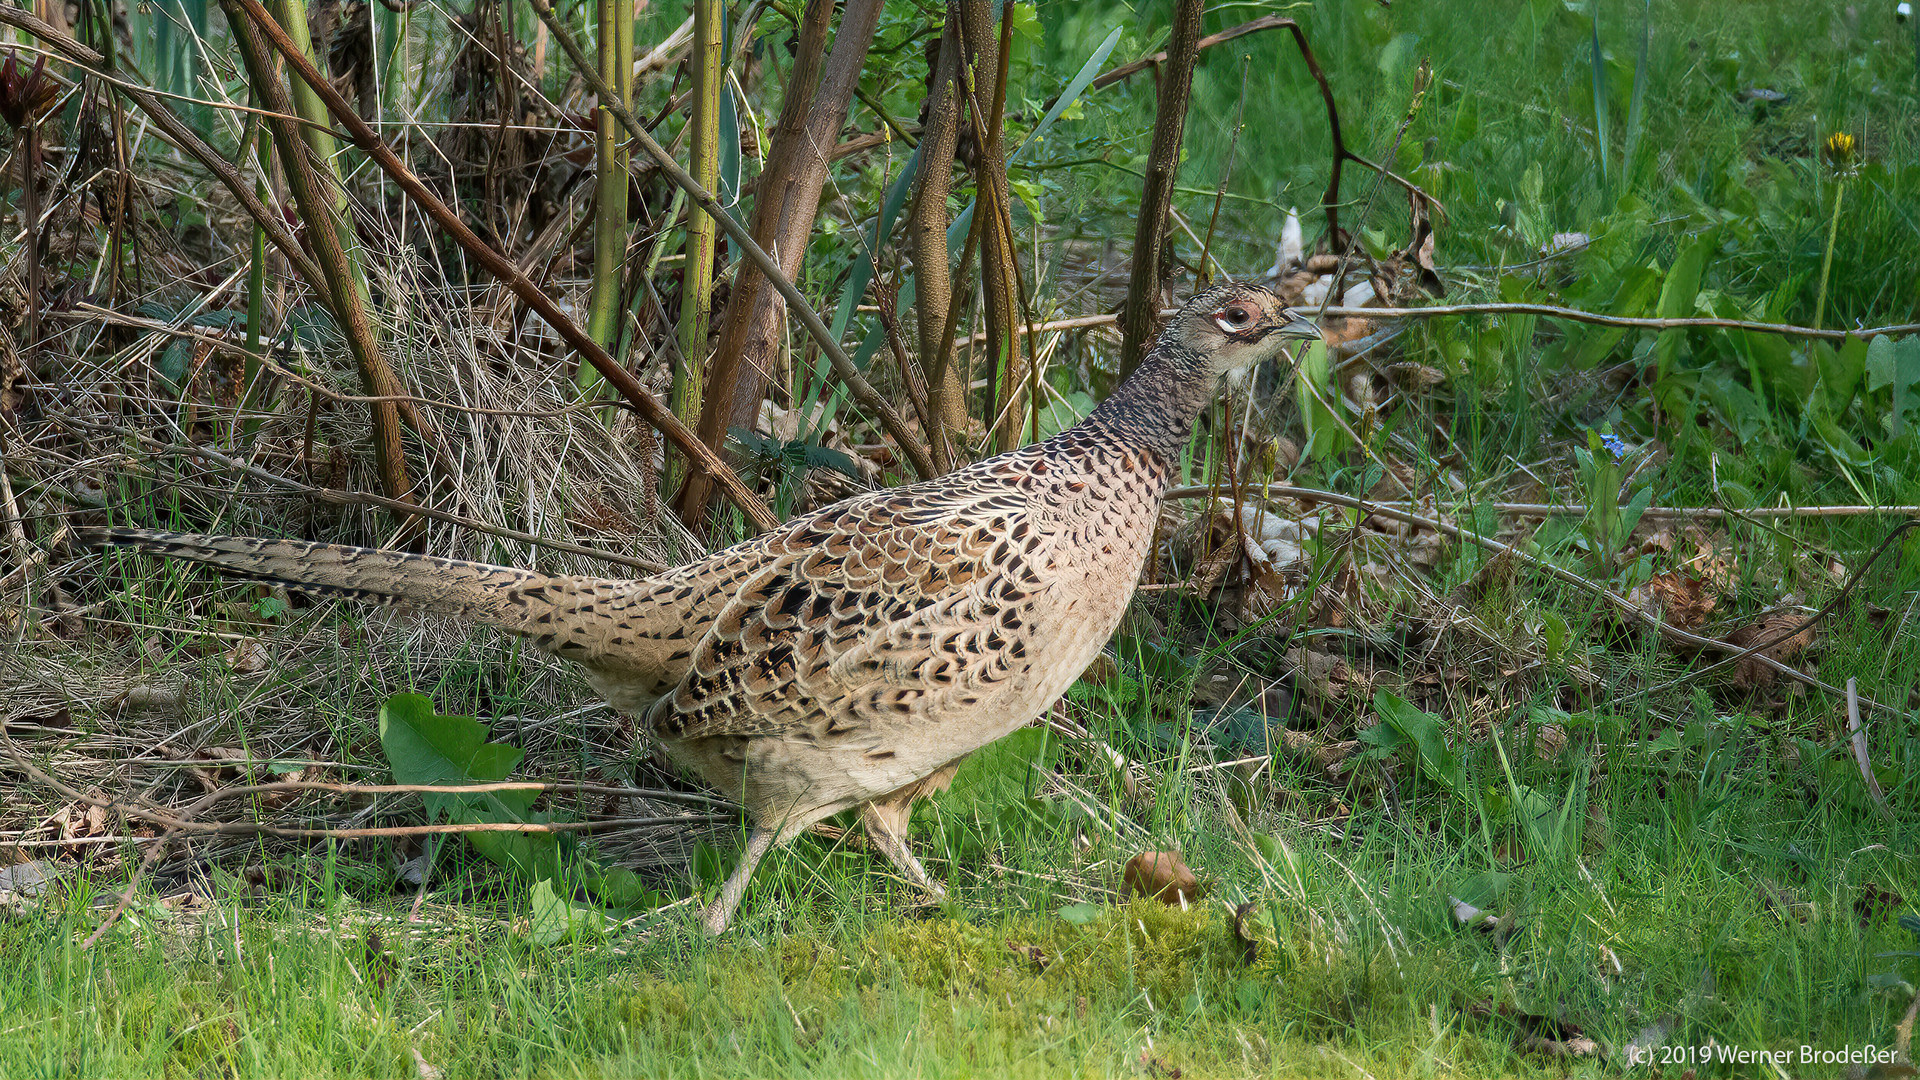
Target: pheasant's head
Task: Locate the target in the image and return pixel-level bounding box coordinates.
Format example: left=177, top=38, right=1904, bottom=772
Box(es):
left=1162, top=281, right=1320, bottom=379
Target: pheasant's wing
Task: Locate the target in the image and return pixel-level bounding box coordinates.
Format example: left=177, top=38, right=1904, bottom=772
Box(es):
left=651, top=454, right=1053, bottom=745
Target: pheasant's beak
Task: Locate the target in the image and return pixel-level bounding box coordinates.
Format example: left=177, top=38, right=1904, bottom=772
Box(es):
left=1276, top=308, right=1322, bottom=341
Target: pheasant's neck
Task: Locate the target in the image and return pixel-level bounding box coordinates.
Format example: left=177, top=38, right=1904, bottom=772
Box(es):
left=1083, top=348, right=1216, bottom=468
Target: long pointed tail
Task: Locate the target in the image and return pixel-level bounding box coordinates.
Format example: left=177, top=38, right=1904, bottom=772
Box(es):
left=78, top=527, right=560, bottom=631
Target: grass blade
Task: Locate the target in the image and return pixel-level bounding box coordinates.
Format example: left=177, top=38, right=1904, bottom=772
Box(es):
left=1622, top=0, right=1650, bottom=184
left=1590, top=3, right=1609, bottom=185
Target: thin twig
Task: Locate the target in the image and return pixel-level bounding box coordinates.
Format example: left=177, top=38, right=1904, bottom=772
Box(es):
left=0, top=743, right=730, bottom=841
left=1847, top=678, right=1898, bottom=823
left=1163, top=484, right=1911, bottom=711
left=80, top=826, right=180, bottom=949
left=997, top=305, right=1918, bottom=343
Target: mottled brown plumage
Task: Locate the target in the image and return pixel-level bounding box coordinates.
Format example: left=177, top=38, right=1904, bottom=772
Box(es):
left=80, top=282, right=1319, bottom=932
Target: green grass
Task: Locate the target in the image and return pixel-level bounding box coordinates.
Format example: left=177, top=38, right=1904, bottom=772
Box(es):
left=5, top=752, right=1916, bottom=1079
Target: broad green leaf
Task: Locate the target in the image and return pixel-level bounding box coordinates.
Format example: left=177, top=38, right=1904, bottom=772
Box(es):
left=1866, top=333, right=1898, bottom=392
left=1373, top=691, right=1462, bottom=794
left=1057, top=903, right=1101, bottom=925
left=1621, top=0, right=1650, bottom=179
left=933, top=726, right=1054, bottom=821
left=528, top=879, right=608, bottom=946
left=1036, top=390, right=1098, bottom=439
left=1815, top=335, right=1868, bottom=419
left=1657, top=237, right=1712, bottom=320
left=1452, top=870, right=1512, bottom=909
left=1653, top=233, right=1712, bottom=377
left=1564, top=264, right=1661, bottom=368
left=468, top=826, right=566, bottom=886
left=377, top=693, right=528, bottom=821
left=1887, top=336, right=1920, bottom=438
left=1588, top=6, right=1609, bottom=183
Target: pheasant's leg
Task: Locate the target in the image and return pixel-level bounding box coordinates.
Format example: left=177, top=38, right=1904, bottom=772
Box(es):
left=859, top=800, right=945, bottom=900
left=702, top=826, right=775, bottom=934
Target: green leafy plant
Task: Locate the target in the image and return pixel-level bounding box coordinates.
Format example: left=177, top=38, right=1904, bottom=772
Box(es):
left=376, top=693, right=658, bottom=910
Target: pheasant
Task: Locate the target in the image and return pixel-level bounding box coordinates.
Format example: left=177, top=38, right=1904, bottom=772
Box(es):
left=80, top=282, right=1319, bottom=933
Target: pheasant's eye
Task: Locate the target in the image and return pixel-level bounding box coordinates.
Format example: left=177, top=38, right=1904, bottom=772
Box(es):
left=1214, top=304, right=1253, bottom=333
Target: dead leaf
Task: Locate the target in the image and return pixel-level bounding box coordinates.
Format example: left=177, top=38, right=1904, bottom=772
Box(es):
left=226, top=638, right=270, bottom=674
left=1005, top=940, right=1049, bottom=973
left=1631, top=571, right=1716, bottom=631
left=1123, top=851, right=1206, bottom=905
left=1136, top=1049, right=1181, bottom=1079
left=1725, top=612, right=1815, bottom=690
left=1283, top=648, right=1373, bottom=717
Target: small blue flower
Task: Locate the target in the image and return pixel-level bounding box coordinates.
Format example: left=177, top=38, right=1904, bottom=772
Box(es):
left=1598, top=432, right=1629, bottom=463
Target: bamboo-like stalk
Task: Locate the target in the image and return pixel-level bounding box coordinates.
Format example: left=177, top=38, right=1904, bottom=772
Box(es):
left=678, top=0, right=914, bottom=527
left=581, top=0, right=633, bottom=386
left=908, top=12, right=963, bottom=472
left=240, top=100, right=271, bottom=442
left=673, top=0, right=723, bottom=434
left=1118, top=0, right=1204, bottom=377
left=677, top=0, right=830, bottom=525
left=523, top=0, right=919, bottom=495
left=223, top=0, right=417, bottom=518
left=956, top=0, right=1021, bottom=454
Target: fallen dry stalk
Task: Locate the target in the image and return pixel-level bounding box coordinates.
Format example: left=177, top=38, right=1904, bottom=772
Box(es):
left=0, top=736, right=734, bottom=845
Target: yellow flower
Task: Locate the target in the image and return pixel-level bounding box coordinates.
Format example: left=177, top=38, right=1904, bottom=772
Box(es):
left=1823, top=132, right=1857, bottom=167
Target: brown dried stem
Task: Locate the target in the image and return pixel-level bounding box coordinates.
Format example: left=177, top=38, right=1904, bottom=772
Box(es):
left=956, top=0, right=1025, bottom=453
left=678, top=0, right=936, bottom=527
left=1118, top=0, right=1203, bottom=376
left=909, top=12, right=964, bottom=471
left=223, top=0, right=418, bottom=518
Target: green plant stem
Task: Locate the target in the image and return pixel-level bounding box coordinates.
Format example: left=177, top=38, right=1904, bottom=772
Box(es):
left=674, top=0, right=723, bottom=433
left=582, top=0, right=634, bottom=382
left=241, top=101, right=271, bottom=443
left=1813, top=177, right=1846, bottom=332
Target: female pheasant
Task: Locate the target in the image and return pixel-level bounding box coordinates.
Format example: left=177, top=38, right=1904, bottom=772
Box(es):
left=82, top=281, right=1319, bottom=932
